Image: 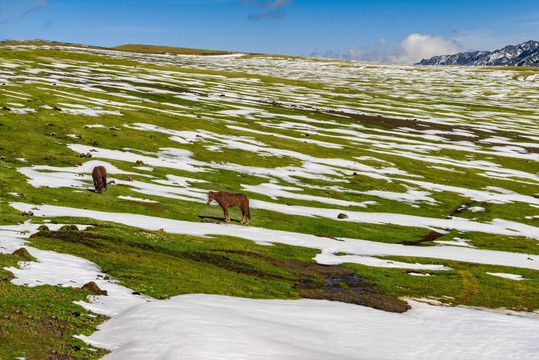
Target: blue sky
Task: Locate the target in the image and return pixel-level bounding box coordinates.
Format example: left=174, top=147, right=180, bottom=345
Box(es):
left=1, top=0, right=538, bottom=63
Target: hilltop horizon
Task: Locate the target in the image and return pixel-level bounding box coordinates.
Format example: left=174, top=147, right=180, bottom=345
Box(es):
left=2, top=0, right=538, bottom=64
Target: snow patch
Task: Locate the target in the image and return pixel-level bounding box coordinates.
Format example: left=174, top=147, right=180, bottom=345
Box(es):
left=79, top=294, right=539, bottom=360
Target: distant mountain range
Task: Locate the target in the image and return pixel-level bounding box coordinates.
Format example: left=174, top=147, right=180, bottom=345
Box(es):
left=417, top=40, right=539, bottom=67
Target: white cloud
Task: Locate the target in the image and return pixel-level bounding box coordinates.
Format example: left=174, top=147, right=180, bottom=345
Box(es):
left=314, top=34, right=461, bottom=64
left=397, top=34, right=460, bottom=63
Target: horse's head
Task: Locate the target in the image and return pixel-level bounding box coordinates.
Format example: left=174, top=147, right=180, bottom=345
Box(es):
left=206, top=191, right=214, bottom=205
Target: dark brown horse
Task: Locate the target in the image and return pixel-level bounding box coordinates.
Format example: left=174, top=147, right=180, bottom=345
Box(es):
left=207, top=191, right=250, bottom=224
left=92, top=166, right=107, bottom=193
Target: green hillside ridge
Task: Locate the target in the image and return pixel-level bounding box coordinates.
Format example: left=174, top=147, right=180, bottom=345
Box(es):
left=1, top=40, right=240, bottom=56
left=113, top=43, right=237, bottom=55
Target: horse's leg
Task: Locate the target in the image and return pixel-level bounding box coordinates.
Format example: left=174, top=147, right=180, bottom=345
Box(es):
left=219, top=205, right=225, bottom=221
left=93, top=176, right=98, bottom=192
left=103, top=175, right=108, bottom=192
left=221, top=204, right=229, bottom=223
left=95, top=179, right=102, bottom=194
left=225, top=205, right=230, bottom=223
left=239, top=205, right=246, bottom=224
left=244, top=199, right=250, bottom=225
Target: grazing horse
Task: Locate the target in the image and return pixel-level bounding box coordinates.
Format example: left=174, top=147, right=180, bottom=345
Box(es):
left=206, top=191, right=250, bottom=224
left=92, top=166, right=107, bottom=193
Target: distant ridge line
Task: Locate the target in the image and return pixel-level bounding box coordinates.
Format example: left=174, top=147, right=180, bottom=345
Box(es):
left=0, top=40, right=238, bottom=56
left=113, top=44, right=236, bottom=56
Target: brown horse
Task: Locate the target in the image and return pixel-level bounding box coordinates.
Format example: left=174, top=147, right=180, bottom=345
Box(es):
left=206, top=191, right=250, bottom=224
left=92, top=166, right=107, bottom=193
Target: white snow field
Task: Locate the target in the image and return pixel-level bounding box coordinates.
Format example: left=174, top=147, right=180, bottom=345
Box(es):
left=82, top=295, right=539, bottom=360
left=1, top=44, right=538, bottom=359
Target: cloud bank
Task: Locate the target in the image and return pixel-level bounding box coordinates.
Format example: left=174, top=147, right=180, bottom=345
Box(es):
left=313, top=34, right=461, bottom=64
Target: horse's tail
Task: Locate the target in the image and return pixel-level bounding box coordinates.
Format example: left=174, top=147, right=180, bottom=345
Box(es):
left=245, top=196, right=251, bottom=221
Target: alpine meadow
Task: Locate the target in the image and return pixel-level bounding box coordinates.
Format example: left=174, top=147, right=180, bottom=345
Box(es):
left=0, top=41, right=538, bottom=359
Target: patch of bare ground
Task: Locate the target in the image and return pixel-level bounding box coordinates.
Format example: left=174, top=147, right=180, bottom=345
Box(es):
left=208, top=250, right=410, bottom=313
left=31, top=229, right=410, bottom=313
left=122, top=200, right=169, bottom=212
left=403, top=201, right=477, bottom=246
left=30, top=230, right=114, bottom=251
left=330, top=111, right=537, bottom=151
left=216, top=91, right=535, bottom=151
left=277, top=258, right=411, bottom=313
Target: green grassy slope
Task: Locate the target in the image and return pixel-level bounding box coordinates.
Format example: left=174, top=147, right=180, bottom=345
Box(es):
left=0, top=41, right=538, bottom=359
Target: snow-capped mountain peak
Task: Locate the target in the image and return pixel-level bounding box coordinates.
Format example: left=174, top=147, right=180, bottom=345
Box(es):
left=417, top=40, right=539, bottom=66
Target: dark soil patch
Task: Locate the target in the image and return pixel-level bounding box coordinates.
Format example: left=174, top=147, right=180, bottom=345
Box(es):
left=267, top=255, right=411, bottom=313
left=403, top=201, right=476, bottom=246
left=60, top=224, right=79, bottom=231
left=30, top=231, right=115, bottom=251
left=80, top=281, right=107, bottom=296
left=208, top=250, right=410, bottom=313
left=327, top=111, right=538, bottom=152
left=12, top=247, right=36, bottom=262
